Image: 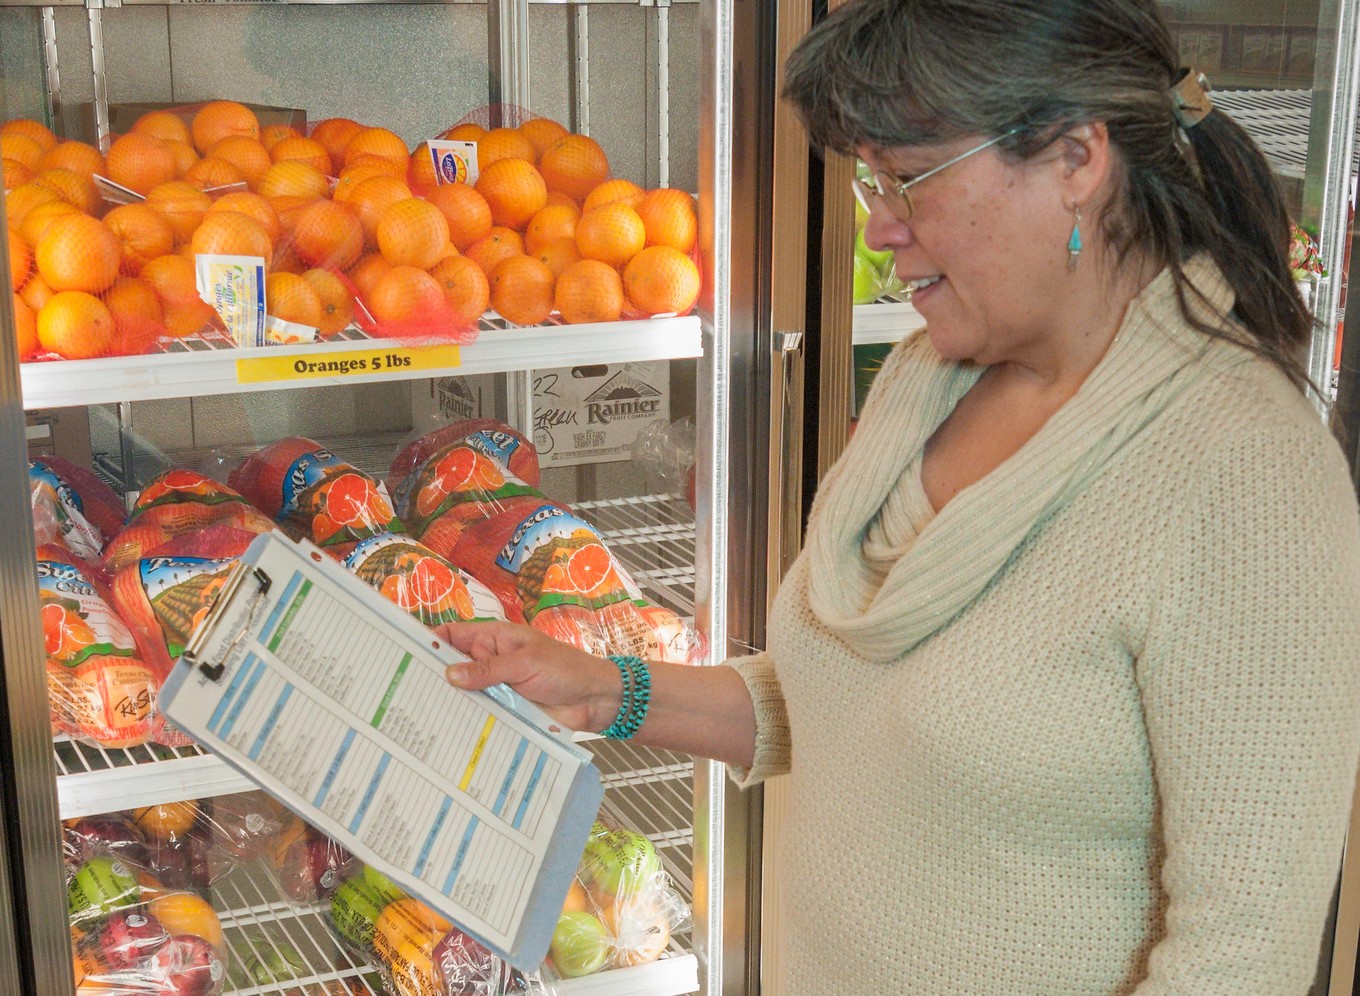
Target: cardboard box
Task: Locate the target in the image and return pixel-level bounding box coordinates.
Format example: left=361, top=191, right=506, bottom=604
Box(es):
left=532, top=361, right=670, bottom=468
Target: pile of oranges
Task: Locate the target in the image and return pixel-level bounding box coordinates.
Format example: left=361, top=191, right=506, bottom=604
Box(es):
left=2, top=101, right=701, bottom=361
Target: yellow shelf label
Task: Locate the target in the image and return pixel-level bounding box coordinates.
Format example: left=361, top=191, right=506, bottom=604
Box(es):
left=236, top=344, right=462, bottom=385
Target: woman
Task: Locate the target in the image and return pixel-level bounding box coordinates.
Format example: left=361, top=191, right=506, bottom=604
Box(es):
left=444, top=0, right=1360, bottom=990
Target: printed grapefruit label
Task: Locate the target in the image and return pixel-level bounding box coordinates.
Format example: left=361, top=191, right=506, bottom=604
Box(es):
left=396, top=443, right=539, bottom=534
left=139, top=556, right=236, bottom=659
left=134, top=469, right=249, bottom=515
left=37, top=559, right=137, bottom=667
left=280, top=449, right=400, bottom=546
left=345, top=534, right=504, bottom=625
left=495, top=505, right=633, bottom=618
left=29, top=462, right=104, bottom=562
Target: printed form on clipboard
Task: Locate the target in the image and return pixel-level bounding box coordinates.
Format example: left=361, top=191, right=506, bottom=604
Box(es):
left=159, top=531, right=604, bottom=972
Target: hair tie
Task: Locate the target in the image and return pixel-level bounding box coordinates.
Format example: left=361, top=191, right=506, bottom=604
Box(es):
left=1171, top=68, right=1213, bottom=129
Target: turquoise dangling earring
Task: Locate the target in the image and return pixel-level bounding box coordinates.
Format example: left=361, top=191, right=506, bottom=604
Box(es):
left=1067, top=205, right=1083, bottom=271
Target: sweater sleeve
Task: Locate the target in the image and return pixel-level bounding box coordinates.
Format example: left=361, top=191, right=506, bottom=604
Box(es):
left=1131, top=407, right=1360, bottom=994
left=724, top=652, right=792, bottom=787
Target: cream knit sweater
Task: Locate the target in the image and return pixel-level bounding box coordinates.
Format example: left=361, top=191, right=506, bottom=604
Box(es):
left=730, top=262, right=1360, bottom=993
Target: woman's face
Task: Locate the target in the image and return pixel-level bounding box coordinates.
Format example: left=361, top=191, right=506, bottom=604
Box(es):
left=857, top=136, right=1072, bottom=366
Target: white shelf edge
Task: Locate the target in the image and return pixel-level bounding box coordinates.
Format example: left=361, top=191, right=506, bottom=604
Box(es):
left=554, top=954, right=699, bottom=996
left=21, top=316, right=703, bottom=409
left=852, top=300, right=925, bottom=346
left=57, top=750, right=257, bottom=819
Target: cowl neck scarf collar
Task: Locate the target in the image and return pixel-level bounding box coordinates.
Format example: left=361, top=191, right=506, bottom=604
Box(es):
left=804, top=257, right=1240, bottom=662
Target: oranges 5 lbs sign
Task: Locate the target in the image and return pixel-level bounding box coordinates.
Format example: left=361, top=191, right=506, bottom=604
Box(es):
left=235, top=343, right=461, bottom=385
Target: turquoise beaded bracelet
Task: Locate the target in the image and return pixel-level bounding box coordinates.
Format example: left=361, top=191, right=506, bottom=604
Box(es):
left=599, top=654, right=651, bottom=740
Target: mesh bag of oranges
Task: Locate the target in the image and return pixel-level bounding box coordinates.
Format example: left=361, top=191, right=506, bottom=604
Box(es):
left=228, top=437, right=404, bottom=561
left=544, top=820, right=691, bottom=981
left=63, top=798, right=246, bottom=994
left=448, top=502, right=703, bottom=665
left=326, top=862, right=535, bottom=995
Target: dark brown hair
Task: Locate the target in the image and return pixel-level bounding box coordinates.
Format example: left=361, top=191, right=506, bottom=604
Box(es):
left=784, top=0, right=1312, bottom=390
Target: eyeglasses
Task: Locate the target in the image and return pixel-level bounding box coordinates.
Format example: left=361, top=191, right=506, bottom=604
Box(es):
left=853, top=129, right=1019, bottom=223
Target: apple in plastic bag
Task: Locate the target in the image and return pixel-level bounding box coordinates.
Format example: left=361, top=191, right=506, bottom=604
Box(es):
left=330, top=875, right=388, bottom=953
left=855, top=225, right=894, bottom=272
left=549, top=911, right=610, bottom=979
left=68, top=857, right=140, bottom=925
left=581, top=826, right=662, bottom=899
left=99, top=909, right=169, bottom=970
left=433, top=926, right=501, bottom=993
left=149, top=934, right=223, bottom=996
left=273, top=824, right=358, bottom=902
left=205, top=791, right=284, bottom=863
left=852, top=254, right=883, bottom=306
left=64, top=816, right=146, bottom=870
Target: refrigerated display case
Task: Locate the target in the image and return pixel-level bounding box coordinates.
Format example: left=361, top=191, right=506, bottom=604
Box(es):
left=0, top=0, right=788, bottom=990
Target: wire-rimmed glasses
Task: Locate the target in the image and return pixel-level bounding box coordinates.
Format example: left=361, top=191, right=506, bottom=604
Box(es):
left=853, top=129, right=1020, bottom=223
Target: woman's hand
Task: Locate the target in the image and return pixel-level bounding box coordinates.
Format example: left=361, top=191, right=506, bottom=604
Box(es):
left=436, top=620, right=620, bottom=735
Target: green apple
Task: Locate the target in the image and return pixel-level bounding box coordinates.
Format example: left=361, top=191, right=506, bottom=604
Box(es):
left=360, top=864, right=406, bottom=906
left=855, top=226, right=894, bottom=272
left=330, top=875, right=388, bottom=953
left=852, top=255, right=882, bottom=306
left=68, top=857, right=139, bottom=925
left=550, top=911, right=609, bottom=978
left=581, top=828, right=662, bottom=899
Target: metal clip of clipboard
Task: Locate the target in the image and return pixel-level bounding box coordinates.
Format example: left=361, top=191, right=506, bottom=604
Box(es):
left=180, top=563, right=272, bottom=682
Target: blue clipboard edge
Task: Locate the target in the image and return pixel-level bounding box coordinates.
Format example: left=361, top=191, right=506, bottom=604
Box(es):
left=159, top=531, right=605, bottom=973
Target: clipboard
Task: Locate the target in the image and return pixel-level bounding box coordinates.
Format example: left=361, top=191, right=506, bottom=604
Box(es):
left=159, top=532, right=604, bottom=972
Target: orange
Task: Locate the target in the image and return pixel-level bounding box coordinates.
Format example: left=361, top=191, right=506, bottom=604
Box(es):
left=562, top=879, right=589, bottom=914
left=189, top=210, right=272, bottom=260
left=373, top=899, right=450, bottom=965
left=104, top=133, right=177, bottom=196
left=518, top=117, right=570, bottom=159
left=35, top=214, right=120, bottom=293
left=333, top=163, right=399, bottom=205
left=367, top=265, right=444, bottom=323
left=301, top=268, right=354, bottom=336
left=575, top=203, right=645, bottom=268
left=149, top=891, right=224, bottom=951
left=429, top=255, right=489, bottom=327
left=489, top=254, right=554, bottom=326
left=425, top=182, right=493, bottom=250
left=270, top=136, right=331, bottom=175
left=142, top=254, right=215, bottom=337
left=602, top=898, right=671, bottom=967
left=623, top=245, right=701, bottom=316
left=12, top=293, right=38, bottom=359
left=343, top=127, right=408, bottom=168
left=440, top=122, right=486, bottom=143
left=38, top=141, right=104, bottom=184
left=347, top=252, right=392, bottom=300
left=524, top=203, right=580, bottom=254
left=18, top=200, right=80, bottom=248
left=1, top=118, right=58, bottom=154
left=346, top=175, right=412, bottom=248
left=258, top=122, right=302, bottom=151
left=309, top=117, right=365, bottom=172
left=388, top=938, right=439, bottom=995
left=102, top=203, right=175, bottom=275
left=104, top=276, right=164, bottom=347
left=205, top=136, right=271, bottom=190
left=545, top=191, right=579, bottom=212
left=465, top=226, right=524, bottom=280
left=582, top=178, right=645, bottom=214
left=2, top=158, right=33, bottom=190
left=476, top=127, right=535, bottom=167
left=191, top=100, right=260, bottom=154
left=556, top=258, right=624, bottom=324
left=290, top=199, right=364, bottom=270
left=182, top=156, right=245, bottom=192
left=36, top=291, right=116, bottom=358
left=165, top=140, right=201, bottom=178
left=375, top=198, right=449, bottom=269
left=5, top=182, right=60, bottom=228
left=20, top=274, right=54, bottom=314
left=132, top=801, right=199, bottom=838
left=256, top=160, right=329, bottom=201
left=539, top=134, right=610, bottom=201
left=636, top=188, right=697, bottom=252
left=474, top=157, right=547, bottom=230
left=409, top=143, right=439, bottom=193
left=7, top=227, right=31, bottom=290
left=34, top=167, right=102, bottom=215
left=206, top=191, right=282, bottom=246
left=266, top=271, right=322, bottom=328
left=343, top=153, right=406, bottom=179
left=144, top=181, right=213, bottom=244
left=0, top=133, right=44, bottom=173
left=132, top=110, right=192, bottom=146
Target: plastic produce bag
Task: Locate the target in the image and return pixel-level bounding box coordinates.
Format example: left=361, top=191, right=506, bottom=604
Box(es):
left=230, top=437, right=403, bottom=559
left=262, top=813, right=361, bottom=905
left=544, top=821, right=690, bottom=981
left=389, top=419, right=541, bottom=496
left=29, top=456, right=126, bottom=562
left=345, top=532, right=507, bottom=627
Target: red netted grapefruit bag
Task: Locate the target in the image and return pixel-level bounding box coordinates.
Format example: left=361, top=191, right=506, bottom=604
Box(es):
left=102, top=469, right=273, bottom=573
left=37, top=543, right=163, bottom=749
left=228, top=438, right=402, bottom=560
left=388, top=417, right=540, bottom=494
left=29, top=456, right=126, bottom=562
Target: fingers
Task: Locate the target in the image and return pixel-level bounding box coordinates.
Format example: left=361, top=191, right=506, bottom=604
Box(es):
left=436, top=620, right=529, bottom=659
left=445, top=654, right=507, bottom=691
